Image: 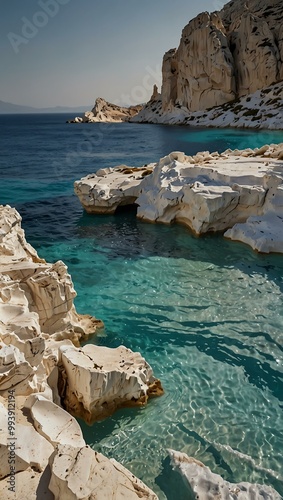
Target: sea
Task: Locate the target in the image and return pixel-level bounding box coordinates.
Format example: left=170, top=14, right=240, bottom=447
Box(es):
left=1, top=113, right=283, bottom=499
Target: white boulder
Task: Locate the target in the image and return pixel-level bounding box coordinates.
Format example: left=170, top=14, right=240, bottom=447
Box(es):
left=60, top=344, right=163, bottom=422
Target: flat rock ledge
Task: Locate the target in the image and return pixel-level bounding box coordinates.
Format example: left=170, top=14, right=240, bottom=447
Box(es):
left=168, top=450, right=281, bottom=500
left=74, top=164, right=153, bottom=214
left=74, top=144, right=283, bottom=254
left=0, top=204, right=161, bottom=499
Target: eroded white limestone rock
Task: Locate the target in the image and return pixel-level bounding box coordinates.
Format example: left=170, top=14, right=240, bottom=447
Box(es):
left=169, top=449, right=281, bottom=500
left=0, top=204, right=163, bottom=499
left=49, top=444, right=158, bottom=500
left=74, top=164, right=153, bottom=214
left=0, top=341, right=38, bottom=394
left=0, top=467, right=54, bottom=500
left=60, top=344, right=163, bottom=422
left=25, top=394, right=85, bottom=448
left=0, top=401, right=54, bottom=479
left=74, top=146, right=283, bottom=253
left=0, top=206, right=103, bottom=347
left=69, top=98, right=143, bottom=124
left=0, top=205, right=44, bottom=265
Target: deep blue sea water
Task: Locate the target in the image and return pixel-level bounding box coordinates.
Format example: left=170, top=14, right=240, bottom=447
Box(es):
left=1, top=114, right=283, bottom=498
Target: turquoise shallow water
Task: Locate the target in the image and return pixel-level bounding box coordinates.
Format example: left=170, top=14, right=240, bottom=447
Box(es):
left=38, top=213, right=283, bottom=498
left=0, top=115, right=283, bottom=498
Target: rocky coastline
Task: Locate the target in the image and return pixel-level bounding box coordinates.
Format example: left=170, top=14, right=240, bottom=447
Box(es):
left=0, top=204, right=162, bottom=499
left=131, top=0, right=283, bottom=129
left=74, top=143, right=283, bottom=254
left=69, top=0, right=283, bottom=130
left=130, top=81, right=283, bottom=129
left=1, top=201, right=281, bottom=498
left=3, top=0, right=283, bottom=496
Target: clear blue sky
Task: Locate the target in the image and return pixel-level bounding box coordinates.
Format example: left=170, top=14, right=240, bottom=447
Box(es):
left=1, top=0, right=226, bottom=108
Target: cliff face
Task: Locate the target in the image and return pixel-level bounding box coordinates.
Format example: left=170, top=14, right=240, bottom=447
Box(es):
left=161, top=0, right=283, bottom=112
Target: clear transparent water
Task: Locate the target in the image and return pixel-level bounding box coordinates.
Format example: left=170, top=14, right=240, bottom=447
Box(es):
left=0, top=115, right=283, bottom=498
left=38, top=214, right=283, bottom=499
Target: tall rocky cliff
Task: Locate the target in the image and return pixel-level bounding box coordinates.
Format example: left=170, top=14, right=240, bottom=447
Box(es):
left=161, top=0, right=283, bottom=112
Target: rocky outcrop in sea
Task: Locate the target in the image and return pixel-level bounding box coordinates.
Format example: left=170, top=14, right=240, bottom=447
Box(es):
left=68, top=97, right=143, bottom=123
left=74, top=144, right=283, bottom=254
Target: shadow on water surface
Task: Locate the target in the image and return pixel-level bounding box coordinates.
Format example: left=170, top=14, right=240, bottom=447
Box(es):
left=155, top=456, right=192, bottom=500
left=17, top=193, right=283, bottom=299
left=75, top=209, right=283, bottom=286
left=78, top=409, right=191, bottom=500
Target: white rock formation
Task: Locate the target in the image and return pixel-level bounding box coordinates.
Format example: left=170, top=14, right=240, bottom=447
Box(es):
left=165, top=0, right=283, bottom=111
left=74, top=165, right=153, bottom=214
left=132, top=0, right=283, bottom=126
left=25, top=394, right=86, bottom=447
left=49, top=444, right=158, bottom=500
left=131, top=81, right=283, bottom=129
left=0, top=204, right=161, bottom=499
left=69, top=98, right=143, bottom=124
left=0, top=400, right=54, bottom=478
left=0, top=467, right=54, bottom=500
left=0, top=205, right=44, bottom=264
left=74, top=145, right=283, bottom=253
left=60, top=344, right=163, bottom=422
left=161, top=12, right=235, bottom=113
left=169, top=449, right=281, bottom=500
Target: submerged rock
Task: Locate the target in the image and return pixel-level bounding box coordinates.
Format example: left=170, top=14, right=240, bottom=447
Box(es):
left=168, top=449, right=281, bottom=500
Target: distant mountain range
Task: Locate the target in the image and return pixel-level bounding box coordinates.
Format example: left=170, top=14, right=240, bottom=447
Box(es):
left=0, top=100, right=92, bottom=114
